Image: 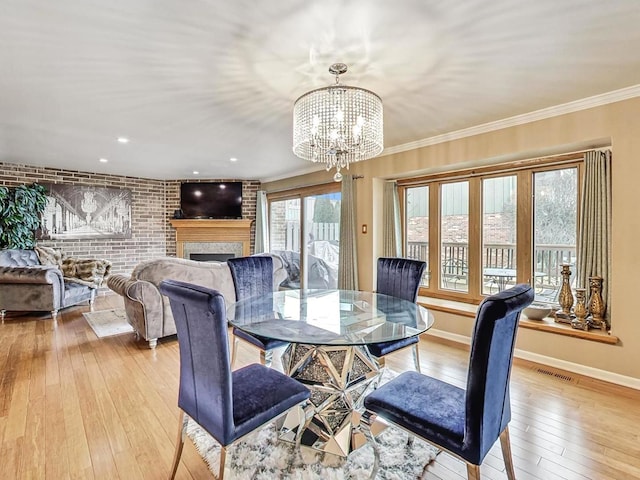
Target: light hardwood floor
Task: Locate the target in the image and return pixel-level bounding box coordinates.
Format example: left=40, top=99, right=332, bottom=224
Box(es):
left=1, top=295, right=639, bottom=479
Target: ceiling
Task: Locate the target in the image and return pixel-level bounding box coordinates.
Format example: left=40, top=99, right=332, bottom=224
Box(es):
left=1, top=1, right=639, bottom=181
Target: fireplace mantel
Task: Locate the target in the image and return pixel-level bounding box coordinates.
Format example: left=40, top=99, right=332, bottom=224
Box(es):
left=169, top=219, right=252, bottom=259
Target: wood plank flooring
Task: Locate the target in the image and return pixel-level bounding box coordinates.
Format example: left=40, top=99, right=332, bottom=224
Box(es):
left=1, top=295, right=639, bottom=479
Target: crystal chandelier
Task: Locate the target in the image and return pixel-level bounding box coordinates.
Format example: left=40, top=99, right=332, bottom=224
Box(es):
left=293, top=63, right=383, bottom=181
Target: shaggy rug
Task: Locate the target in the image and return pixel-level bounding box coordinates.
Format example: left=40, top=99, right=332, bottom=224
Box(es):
left=83, top=309, right=133, bottom=338
left=187, top=415, right=439, bottom=479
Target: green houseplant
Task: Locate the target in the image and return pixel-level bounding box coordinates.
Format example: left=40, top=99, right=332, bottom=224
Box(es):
left=0, top=183, right=48, bottom=249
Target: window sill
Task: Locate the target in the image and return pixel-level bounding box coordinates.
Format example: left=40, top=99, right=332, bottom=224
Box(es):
left=418, top=296, right=619, bottom=345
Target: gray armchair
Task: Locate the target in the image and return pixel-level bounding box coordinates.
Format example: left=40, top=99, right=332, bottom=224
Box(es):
left=106, top=253, right=287, bottom=348
left=0, top=248, right=103, bottom=319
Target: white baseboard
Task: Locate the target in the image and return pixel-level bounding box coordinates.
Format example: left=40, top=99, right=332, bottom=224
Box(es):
left=425, top=328, right=640, bottom=391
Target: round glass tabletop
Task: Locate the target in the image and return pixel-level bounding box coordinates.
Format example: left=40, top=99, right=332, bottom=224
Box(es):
left=227, top=289, right=434, bottom=346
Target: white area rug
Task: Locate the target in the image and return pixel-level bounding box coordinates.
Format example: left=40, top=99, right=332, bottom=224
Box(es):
left=187, top=415, right=439, bottom=479
left=83, top=309, right=133, bottom=338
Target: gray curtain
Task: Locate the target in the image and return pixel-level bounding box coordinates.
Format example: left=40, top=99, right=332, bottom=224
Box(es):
left=382, top=181, right=402, bottom=257
left=254, top=190, right=269, bottom=253
left=576, top=150, right=612, bottom=324
left=338, top=176, right=359, bottom=290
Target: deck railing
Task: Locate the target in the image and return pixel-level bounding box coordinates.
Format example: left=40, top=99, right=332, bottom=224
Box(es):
left=273, top=222, right=340, bottom=252
left=407, top=241, right=575, bottom=289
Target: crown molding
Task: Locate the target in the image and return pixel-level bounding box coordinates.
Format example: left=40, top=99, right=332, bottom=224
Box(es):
left=382, top=84, right=640, bottom=156
left=262, top=84, right=640, bottom=183
left=260, top=162, right=327, bottom=184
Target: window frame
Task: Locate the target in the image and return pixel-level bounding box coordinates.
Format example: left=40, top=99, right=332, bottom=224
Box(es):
left=399, top=153, right=583, bottom=303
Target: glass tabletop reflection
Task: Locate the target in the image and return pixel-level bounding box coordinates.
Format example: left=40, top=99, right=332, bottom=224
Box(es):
left=227, top=288, right=434, bottom=346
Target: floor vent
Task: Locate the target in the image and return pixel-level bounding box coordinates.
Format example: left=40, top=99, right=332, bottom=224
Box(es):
left=535, top=368, right=574, bottom=382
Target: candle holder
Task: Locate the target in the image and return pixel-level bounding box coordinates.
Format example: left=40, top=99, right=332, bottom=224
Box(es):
left=555, top=264, right=575, bottom=324
left=571, top=288, right=589, bottom=331
left=587, top=276, right=606, bottom=330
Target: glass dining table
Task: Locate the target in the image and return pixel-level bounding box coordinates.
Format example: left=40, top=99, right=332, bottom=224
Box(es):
left=227, top=288, right=434, bottom=458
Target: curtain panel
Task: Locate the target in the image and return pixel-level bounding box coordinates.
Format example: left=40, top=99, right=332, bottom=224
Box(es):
left=382, top=181, right=402, bottom=257
left=254, top=190, right=269, bottom=254
left=577, top=150, right=612, bottom=325
left=338, top=176, right=358, bottom=290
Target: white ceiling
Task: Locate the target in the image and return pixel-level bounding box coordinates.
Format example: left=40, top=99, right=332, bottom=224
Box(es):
left=1, top=0, right=639, bottom=181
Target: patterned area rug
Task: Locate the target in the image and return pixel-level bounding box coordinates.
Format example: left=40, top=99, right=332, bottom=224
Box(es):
left=188, top=412, right=439, bottom=479
left=82, top=309, right=133, bottom=338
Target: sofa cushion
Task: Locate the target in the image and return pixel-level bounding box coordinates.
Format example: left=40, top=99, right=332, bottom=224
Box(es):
left=35, top=246, right=63, bottom=268
left=63, top=280, right=94, bottom=306
left=0, top=249, right=41, bottom=267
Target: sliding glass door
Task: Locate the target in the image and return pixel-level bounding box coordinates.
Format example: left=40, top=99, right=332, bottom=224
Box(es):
left=269, top=188, right=340, bottom=289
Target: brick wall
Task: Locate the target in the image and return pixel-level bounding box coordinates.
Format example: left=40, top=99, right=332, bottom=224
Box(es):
left=0, top=162, right=260, bottom=276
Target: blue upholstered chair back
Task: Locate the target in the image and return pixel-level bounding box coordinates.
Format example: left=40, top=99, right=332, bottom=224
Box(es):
left=464, top=283, right=534, bottom=463
left=158, top=279, right=235, bottom=445
left=376, top=257, right=426, bottom=302
left=228, top=256, right=274, bottom=300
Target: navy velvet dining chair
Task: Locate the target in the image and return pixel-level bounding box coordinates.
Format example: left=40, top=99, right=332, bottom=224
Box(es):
left=159, top=279, right=310, bottom=480
left=362, top=284, right=534, bottom=480
left=366, top=257, right=427, bottom=372
left=228, top=256, right=288, bottom=368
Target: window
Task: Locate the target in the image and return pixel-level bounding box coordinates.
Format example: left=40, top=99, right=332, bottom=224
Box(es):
left=270, top=198, right=300, bottom=252
left=533, top=168, right=578, bottom=302
left=482, top=175, right=517, bottom=295
left=401, top=157, right=581, bottom=303
left=441, top=181, right=469, bottom=292
left=268, top=185, right=341, bottom=289
left=405, top=186, right=429, bottom=286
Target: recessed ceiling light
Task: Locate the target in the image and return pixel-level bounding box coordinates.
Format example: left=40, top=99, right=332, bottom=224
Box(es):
left=99, top=158, right=108, bottom=163
left=230, top=157, right=238, bottom=162
left=193, top=170, right=199, bottom=175
left=117, top=137, right=129, bottom=144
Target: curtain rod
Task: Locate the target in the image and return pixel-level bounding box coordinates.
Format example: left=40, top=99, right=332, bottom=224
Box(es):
left=264, top=174, right=364, bottom=195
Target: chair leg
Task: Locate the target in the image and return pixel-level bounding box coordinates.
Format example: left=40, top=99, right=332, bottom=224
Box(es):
left=356, top=411, right=380, bottom=480
left=260, top=348, right=273, bottom=368
left=412, top=343, right=422, bottom=373
left=500, top=426, right=516, bottom=480
left=231, top=335, right=239, bottom=368
left=407, top=434, right=415, bottom=447
left=169, top=411, right=187, bottom=480
left=466, top=463, right=481, bottom=480
left=371, top=356, right=385, bottom=389
left=219, top=446, right=228, bottom=480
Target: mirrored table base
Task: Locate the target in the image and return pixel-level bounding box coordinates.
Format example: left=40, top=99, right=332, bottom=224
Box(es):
left=279, top=343, right=380, bottom=458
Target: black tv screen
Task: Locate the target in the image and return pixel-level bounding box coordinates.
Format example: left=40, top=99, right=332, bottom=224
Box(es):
left=180, top=182, right=243, bottom=219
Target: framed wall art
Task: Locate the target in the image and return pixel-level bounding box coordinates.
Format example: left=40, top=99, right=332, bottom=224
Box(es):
left=38, top=184, right=132, bottom=240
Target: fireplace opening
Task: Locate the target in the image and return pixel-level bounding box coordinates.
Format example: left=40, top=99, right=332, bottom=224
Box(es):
left=190, top=253, right=236, bottom=262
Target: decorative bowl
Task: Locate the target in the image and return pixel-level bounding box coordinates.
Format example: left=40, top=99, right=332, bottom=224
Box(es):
left=522, top=304, right=552, bottom=320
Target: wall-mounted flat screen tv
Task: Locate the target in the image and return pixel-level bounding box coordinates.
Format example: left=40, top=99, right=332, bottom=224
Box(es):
left=179, top=182, right=243, bottom=219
